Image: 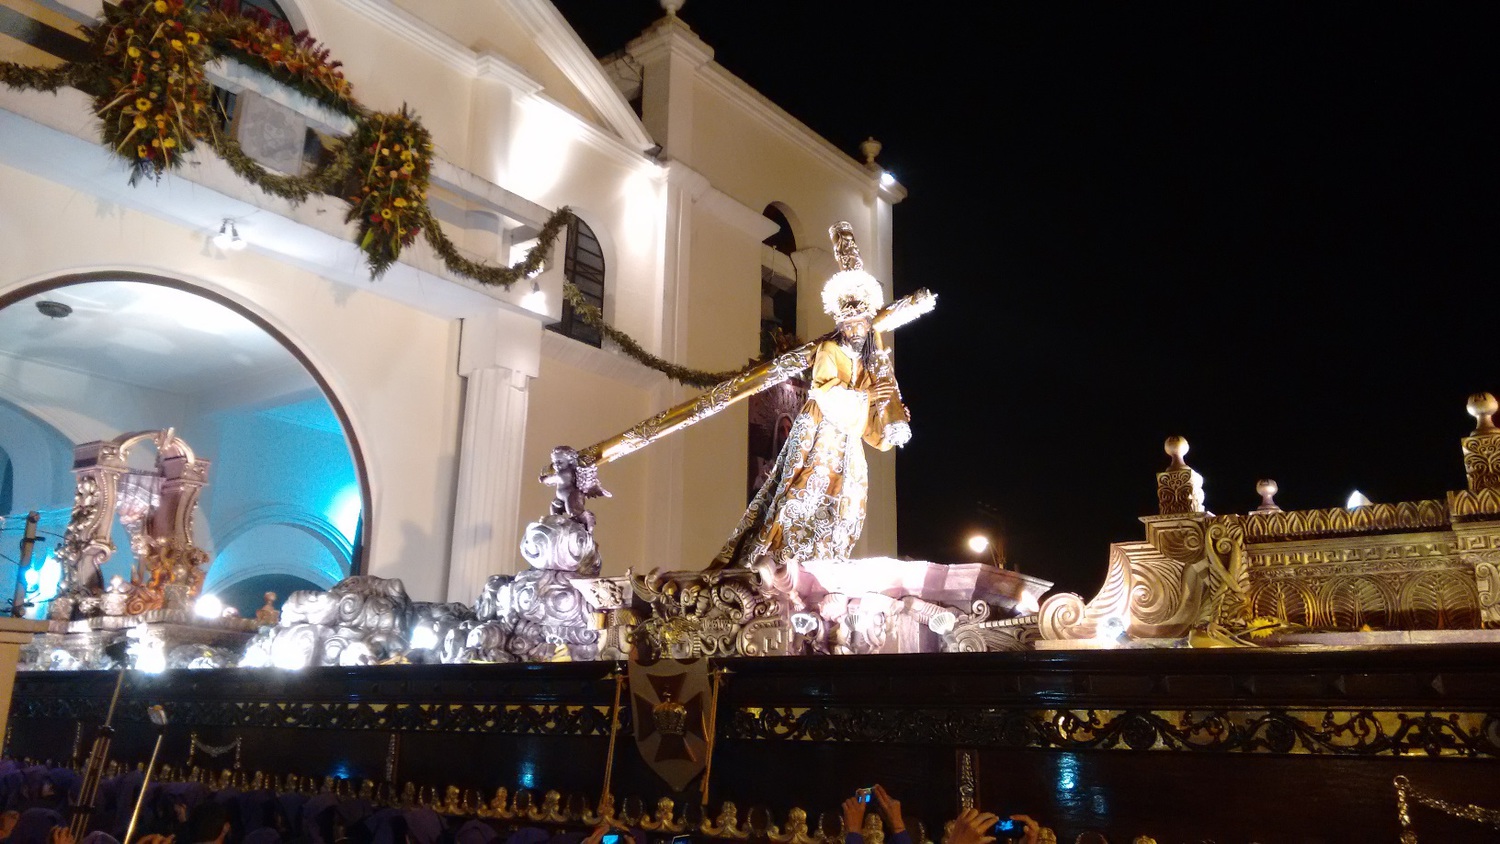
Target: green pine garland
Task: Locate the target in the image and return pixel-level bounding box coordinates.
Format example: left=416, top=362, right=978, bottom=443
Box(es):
left=0, top=0, right=758, bottom=388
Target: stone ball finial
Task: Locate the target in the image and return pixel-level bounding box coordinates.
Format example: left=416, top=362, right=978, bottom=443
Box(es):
left=660, top=0, right=684, bottom=16
left=860, top=136, right=882, bottom=165
left=1255, top=479, right=1282, bottom=512
left=1467, top=392, right=1498, bottom=433
left=1164, top=435, right=1189, bottom=468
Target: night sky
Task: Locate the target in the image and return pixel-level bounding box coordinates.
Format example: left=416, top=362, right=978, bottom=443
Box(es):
left=550, top=1, right=1498, bottom=598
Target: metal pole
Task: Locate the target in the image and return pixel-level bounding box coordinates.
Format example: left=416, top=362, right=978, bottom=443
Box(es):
left=69, top=669, right=128, bottom=839
left=699, top=666, right=727, bottom=809
left=122, top=707, right=168, bottom=844
left=598, top=666, right=625, bottom=814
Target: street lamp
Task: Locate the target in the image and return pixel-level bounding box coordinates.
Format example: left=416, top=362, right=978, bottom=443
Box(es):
left=967, top=534, right=1002, bottom=569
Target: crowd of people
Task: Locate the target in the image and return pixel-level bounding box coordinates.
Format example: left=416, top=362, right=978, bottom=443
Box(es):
left=839, top=785, right=1050, bottom=844
left=2, top=762, right=1078, bottom=844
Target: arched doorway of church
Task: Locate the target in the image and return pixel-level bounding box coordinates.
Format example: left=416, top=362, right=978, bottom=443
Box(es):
left=0, top=274, right=366, bottom=620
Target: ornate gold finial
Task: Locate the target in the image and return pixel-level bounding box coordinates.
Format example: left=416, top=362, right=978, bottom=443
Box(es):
left=1463, top=392, right=1500, bottom=493
left=1469, top=392, right=1498, bottom=434
left=1157, top=436, right=1205, bottom=515
left=1255, top=479, right=1282, bottom=513
left=860, top=137, right=882, bottom=165
left=1164, top=435, right=1189, bottom=468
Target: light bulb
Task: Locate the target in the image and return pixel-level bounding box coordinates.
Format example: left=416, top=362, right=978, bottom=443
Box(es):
left=212, top=220, right=234, bottom=250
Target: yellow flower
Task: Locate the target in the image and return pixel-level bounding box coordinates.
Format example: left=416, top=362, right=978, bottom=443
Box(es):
left=154, top=1, right=167, bottom=11
left=151, top=139, right=161, bottom=147
left=136, top=98, right=152, bottom=111
left=392, top=197, right=407, bottom=207
left=162, top=137, right=176, bottom=148
left=186, top=31, right=200, bottom=45
left=137, top=145, right=148, bottom=158
left=1245, top=616, right=1282, bottom=640
left=379, top=209, right=392, bottom=219
left=170, top=39, right=183, bottom=51
left=127, top=46, right=141, bottom=58
left=133, top=115, right=148, bottom=129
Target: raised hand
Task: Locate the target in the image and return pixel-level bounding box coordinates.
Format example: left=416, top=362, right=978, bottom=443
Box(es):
left=944, top=808, right=999, bottom=844
left=873, top=784, right=905, bottom=834
left=842, top=794, right=868, bottom=837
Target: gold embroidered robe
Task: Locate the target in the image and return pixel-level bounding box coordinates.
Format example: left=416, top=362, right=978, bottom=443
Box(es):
left=711, top=334, right=906, bottom=570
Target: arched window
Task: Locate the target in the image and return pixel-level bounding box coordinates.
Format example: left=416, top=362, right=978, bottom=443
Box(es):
left=549, top=216, right=606, bottom=347
left=760, top=205, right=798, bottom=358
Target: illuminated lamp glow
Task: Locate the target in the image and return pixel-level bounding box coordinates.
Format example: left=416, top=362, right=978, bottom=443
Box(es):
left=194, top=593, right=223, bottom=619
left=1096, top=615, right=1128, bottom=645
left=967, top=535, right=990, bottom=554
left=25, top=551, right=63, bottom=612
left=1347, top=490, right=1372, bottom=508
left=879, top=170, right=896, bottom=187
left=928, top=610, right=956, bottom=636
left=270, top=644, right=308, bottom=671
left=409, top=623, right=439, bottom=651
left=520, top=283, right=547, bottom=314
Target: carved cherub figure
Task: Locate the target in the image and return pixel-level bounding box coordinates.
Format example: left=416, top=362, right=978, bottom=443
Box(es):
left=538, top=445, right=611, bottom=533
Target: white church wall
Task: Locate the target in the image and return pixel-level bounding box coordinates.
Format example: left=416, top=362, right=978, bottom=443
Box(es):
left=0, top=163, right=463, bottom=601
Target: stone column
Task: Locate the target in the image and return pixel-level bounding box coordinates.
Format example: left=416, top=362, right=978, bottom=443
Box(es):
left=446, top=309, right=542, bottom=603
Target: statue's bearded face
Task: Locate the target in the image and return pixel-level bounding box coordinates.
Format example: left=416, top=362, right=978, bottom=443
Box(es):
left=838, top=318, right=871, bottom=346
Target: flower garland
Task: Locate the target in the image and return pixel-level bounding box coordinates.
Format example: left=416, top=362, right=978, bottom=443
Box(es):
left=0, top=0, right=754, bottom=388
left=561, top=282, right=756, bottom=389
left=345, top=108, right=431, bottom=278
left=205, top=0, right=356, bottom=117
left=90, top=0, right=213, bottom=184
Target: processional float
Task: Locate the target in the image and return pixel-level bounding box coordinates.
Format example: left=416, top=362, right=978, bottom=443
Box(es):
left=230, top=222, right=1048, bottom=677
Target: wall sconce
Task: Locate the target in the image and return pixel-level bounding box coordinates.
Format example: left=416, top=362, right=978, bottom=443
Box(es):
left=213, top=218, right=247, bottom=251
left=521, top=278, right=546, bottom=313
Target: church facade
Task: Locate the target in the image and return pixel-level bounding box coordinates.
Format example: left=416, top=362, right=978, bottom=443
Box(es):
left=0, top=0, right=906, bottom=609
